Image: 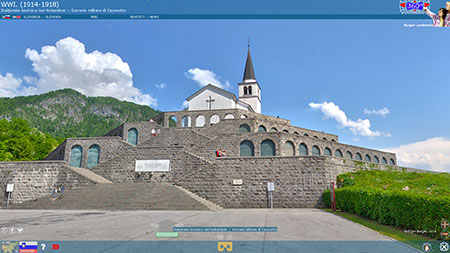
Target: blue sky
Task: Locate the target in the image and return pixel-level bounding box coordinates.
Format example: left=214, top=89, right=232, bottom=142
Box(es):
left=0, top=19, right=449, bottom=171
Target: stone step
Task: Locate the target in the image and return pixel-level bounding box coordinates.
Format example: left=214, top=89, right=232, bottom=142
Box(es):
left=8, top=183, right=211, bottom=210
left=69, top=166, right=113, bottom=184
left=173, top=184, right=223, bottom=211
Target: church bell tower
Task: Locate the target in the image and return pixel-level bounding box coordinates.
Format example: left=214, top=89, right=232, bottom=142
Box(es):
left=238, top=44, right=261, bottom=113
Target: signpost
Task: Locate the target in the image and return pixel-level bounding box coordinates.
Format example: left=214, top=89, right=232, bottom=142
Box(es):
left=6, top=184, right=14, bottom=207
left=267, top=182, right=274, bottom=209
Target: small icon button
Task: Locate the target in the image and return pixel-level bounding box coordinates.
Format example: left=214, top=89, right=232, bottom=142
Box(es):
left=441, top=242, right=449, bottom=252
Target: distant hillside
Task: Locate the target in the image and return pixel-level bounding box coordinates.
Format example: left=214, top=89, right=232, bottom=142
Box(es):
left=0, top=89, right=161, bottom=139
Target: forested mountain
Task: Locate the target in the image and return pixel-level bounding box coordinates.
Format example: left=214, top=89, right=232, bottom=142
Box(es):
left=0, top=89, right=160, bottom=139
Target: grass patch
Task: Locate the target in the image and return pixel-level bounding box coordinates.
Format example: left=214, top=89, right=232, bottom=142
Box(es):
left=322, top=208, right=432, bottom=250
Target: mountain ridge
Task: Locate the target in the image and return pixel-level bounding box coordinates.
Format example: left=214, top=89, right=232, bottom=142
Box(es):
left=0, top=89, right=161, bottom=139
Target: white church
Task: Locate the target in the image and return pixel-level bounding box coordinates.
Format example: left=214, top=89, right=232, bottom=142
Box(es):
left=185, top=46, right=262, bottom=115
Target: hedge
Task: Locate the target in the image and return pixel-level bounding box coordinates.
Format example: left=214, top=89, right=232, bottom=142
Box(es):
left=322, top=187, right=450, bottom=237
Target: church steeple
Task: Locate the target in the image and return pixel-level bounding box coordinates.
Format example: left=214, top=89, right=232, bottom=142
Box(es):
left=238, top=42, right=261, bottom=113
left=243, top=44, right=256, bottom=82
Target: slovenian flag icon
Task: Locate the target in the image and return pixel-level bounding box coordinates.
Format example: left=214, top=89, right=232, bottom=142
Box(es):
left=19, top=241, right=38, bottom=253
left=3, top=15, right=11, bottom=19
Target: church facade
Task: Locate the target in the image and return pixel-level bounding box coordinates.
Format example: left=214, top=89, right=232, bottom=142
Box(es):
left=1, top=47, right=410, bottom=208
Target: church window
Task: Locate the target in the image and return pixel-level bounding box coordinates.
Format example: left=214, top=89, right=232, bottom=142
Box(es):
left=355, top=153, right=362, bottom=160
left=312, top=145, right=321, bottom=156
left=70, top=145, right=83, bottom=168
left=210, top=115, right=220, bottom=125
left=87, top=145, right=100, bottom=168
left=239, top=124, right=251, bottom=133
left=299, top=143, right=308, bottom=156
left=323, top=137, right=327, bottom=141
left=304, top=133, right=309, bottom=137
left=284, top=141, right=295, bottom=156
left=294, top=132, right=299, bottom=135
left=169, top=116, right=178, bottom=127
left=244, top=86, right=248, bottom=95
left=240, top=115, right=248, bottom=119
left=331, top=139, right=336, bottom=142
left=314, top=136, right=319, bottom=139
left=261, top=140, right=276, bottom=156
left=283, top=129, right=289, bottom=133
left=389, top=158, right=395, bottom=165
left=224, top=114, right=235, bottom=119
left=335, top=149, right=343, bottom=158
left=364, top=154, right=371, bottom=162
left=240, top=140, right=254, bottom=157
left=373, top=156, right=380, bottom=163
left=270, top=127, right=278, bottom=132
left=346, top=151, right=353, bottom=159
left=196, top=115, right=205, bottom=127
left=182, top=116, right=191, bottom=127
left=258, top=125, right=267, bottom=132
left=127, top=128, right=138, bottom=145
left=248, top=86, right=252, bottom=95
left=382, top=157, right=387, bottom=164
left=324, top=147, right=332, bottom=156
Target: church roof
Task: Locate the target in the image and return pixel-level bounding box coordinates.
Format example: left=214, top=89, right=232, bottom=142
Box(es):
left=243, top=47, right=256, bottom=81
left=185, top=84, right=254, bottom=112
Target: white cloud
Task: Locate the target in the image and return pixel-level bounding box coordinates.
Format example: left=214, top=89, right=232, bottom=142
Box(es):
left=309, top=101, right=390, bottom=137
left=364, top=107, right=390, bottom=117
left=385, top=137, right=450, bottom=172
left=0, top=37, right=157, bottom=106
left=155, top=83, right=166, bottom=89
left=0, top=73, right=36, bottom=97
left=185, top=68, right=230, bottom=89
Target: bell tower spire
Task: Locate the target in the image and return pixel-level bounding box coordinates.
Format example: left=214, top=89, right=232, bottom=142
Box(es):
left=238, top=41, right=261, bottom=113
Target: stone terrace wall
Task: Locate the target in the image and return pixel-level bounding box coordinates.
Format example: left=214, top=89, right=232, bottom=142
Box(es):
left=0, top=161, right=95, bottom=204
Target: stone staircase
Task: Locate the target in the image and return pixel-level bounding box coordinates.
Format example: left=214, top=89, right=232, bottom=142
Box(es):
left=69, top=166, right=113, bottom=184
left=8, top=183, right=219, bottom=210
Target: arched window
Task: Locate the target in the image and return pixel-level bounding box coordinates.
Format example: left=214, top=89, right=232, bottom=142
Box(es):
left=240, top=140, right=254, bottom=157
left=239, top=124, right=251, bottom=133
left=87, top=145, right=100, bottom=168
left=224, top=114, right=235, bottom=119
left=285, top=141, right=295, bottom=156
left=270, top=127, right=278, bottom=132
left=373, top=156, right=380, bottom=163
left=283, top=129, right=289, bottom=133
left=196, top=115, right=205, bottom=127
left=70, top=145, right=83, bottom=168
left=389, top=159, right=395, bottom=165
left=294, top=132, right=299, bottom=135
left=248, top=86, right=252, bottom=95
left=210, top=115, right=220, bottom=125
left=346, top=151, right=353, bottom=159
left=331, top=139, right=336, bottom=142
left=312, top=145, right=321, bottom=156
left=323, top=137, right=328, bottom=141
left=324, top=147, right=332, bottom=156
left=240, top=114, right=248, bottom=119
left=355, top=153, right=362, bottom=161
left=382, top=157, right=388, bottom=164
left=244, top=86, right=248, bottom=95
left=127, top=128, right=138, bottom=145
left=335, top=149, right=343, bottom=158
left=258, top=125, right=267, bottom=132
left=314, top=136, right=319, bottom=139
left=169, top=116, right=177, bottom=127
left=261, top=140, right=276, bottom=156
left=364, top=154, right=371, bottom=162
left=304, top=133, right=309, bottom=137
left=182, top=116, right=191, bottom=127
left=299, top=143, right=308, bottom=156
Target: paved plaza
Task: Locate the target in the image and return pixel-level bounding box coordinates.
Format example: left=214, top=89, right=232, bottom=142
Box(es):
left=0, top=208, right=419, bottom=252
